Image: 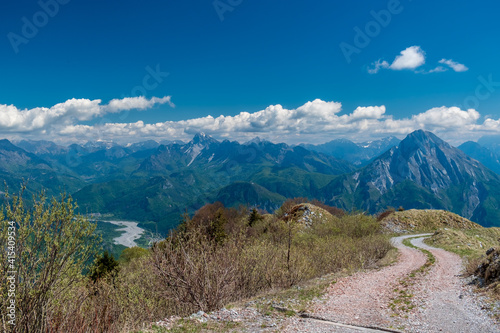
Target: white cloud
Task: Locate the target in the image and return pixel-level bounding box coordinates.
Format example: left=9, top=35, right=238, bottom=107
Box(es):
left=411, top=106, right=480, bottom=128
left=106, top=96, right=174, bottom=112
left=369, top=47, right=468, bottom=75
left=350, top=106, right=386, bottom=119
left=367, top=60, right=389, bottom=74
left=389, top=46, right=426, bottom=70
left=369, top=46, right=425, bottom=74
left=3, top=97, right=500, bottom=146
left=439, top=58, right=469, bottom=72
left=425, top=66, right=448, bottom=74
left=0, top=96, right=173, bottom=133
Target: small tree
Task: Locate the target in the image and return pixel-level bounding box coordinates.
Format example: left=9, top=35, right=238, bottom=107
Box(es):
left=89, top=251, right=120, bottom=283
left=248, top=208, right=263, bottom=227
left=0, top=189, right=100, bottom=332
left=208, top=208, right=227, bottom=245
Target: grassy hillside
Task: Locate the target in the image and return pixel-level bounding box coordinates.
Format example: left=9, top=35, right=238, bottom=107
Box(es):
left=426, top=227, right=500, bottom=258
left=380, top=209, right=481, bottom=233
left=16, top=199, right=391, bottom=332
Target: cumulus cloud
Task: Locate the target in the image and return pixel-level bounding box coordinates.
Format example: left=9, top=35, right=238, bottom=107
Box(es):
left=439, top=58, right=469, bottom=72
left=3, top=97, right=500, bottom=145
left=412, top=106, right=480, bottom=128
left=350, top=106, right=386, bottom=119
left=106, top=96, right=174, bottom=112
left=389, top=46, right=426, bottom=70
left=368, top=46, right=425, bottom=73
left=0, top=96, right=173, bottom=133
left=369, top=46, right=468, bottom=75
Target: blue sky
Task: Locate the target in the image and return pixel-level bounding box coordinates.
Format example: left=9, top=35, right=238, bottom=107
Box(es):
left=0, top=0, right=500, bottom=144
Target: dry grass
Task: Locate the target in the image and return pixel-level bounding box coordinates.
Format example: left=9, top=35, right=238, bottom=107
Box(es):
left=2, top=200, right=392, bottom=332
left=146, top=205, right=392, bottom=318
left=426, top=227, right=500, bottom=304
left=380, top=209, right=481, bottom=232
left=426, top=227, right=500, bottom=259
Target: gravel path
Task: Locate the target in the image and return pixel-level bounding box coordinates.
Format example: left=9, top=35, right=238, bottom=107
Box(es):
left=283, top=234, right=499, bottom=333
left=397, top=237, right=498, bottom=333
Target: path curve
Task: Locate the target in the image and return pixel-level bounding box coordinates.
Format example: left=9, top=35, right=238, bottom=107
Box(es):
left=283, top=234, right=498, bottom=332
left=400, top=237, right=497, bottom=333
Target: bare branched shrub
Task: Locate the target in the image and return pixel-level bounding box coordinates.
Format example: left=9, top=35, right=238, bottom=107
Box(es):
left=1, top=196, right=391, bottom=332
left=377, top=207, right=396, bottom=221
left=309, top=199, right=346, bottom=218
left=148, top=204, right=392, bottom=318
left=46, top=252, right=174, bottom=332
left=151, top=230, right=250, bottom=313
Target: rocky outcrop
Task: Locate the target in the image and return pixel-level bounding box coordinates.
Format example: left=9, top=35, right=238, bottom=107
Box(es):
left=475, top=248, right=500, bottom=285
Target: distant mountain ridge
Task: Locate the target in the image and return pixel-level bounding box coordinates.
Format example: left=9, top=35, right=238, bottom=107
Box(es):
left=301, top=136, right=401, bottom=165
left=0, top=139, right=84, bottom=196
left=9, top=134, right=353, bottom=232
left=458, top=141, right=500, bottom=175
left=321, top=130, right=500, bottom=226
left=4, top=130, right=500, bottom=230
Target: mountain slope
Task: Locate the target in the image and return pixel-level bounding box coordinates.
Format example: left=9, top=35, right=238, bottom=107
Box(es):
left=8, top=131, right=500, bottom=230
left=321, top=130, right=500, bottom=227
left=138, top=133, right=354, bottom=176
left=458, top=141, right=500, bottom=175
left=302, top=136, right=400, bottom=165
left=478, top=135, right=500, bottom=155
left=0, top=139, right=83, bottom=195
left=74, top=134, right=354, bottom=230
left=214, top=182, right=286, bottom=212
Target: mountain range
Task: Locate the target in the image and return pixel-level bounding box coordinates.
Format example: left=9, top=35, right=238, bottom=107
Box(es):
left=301, top=136, right=401, bottom=165
left=458, top=141, right=500, bottom=175
left=2, top=130, right=500, bottom=231
left=321, top=131, right=500, bottom=226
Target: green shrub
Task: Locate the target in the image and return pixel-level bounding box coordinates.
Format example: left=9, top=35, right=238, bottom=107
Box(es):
left=148, top=203, right=391, bottom=316
left=119, top=246, right=149, bottom=264
left=1, top=196, right=391, bottom=332
left=0, top=190, right=100, bottom=332
left=89, top=251, right=120, bottom=283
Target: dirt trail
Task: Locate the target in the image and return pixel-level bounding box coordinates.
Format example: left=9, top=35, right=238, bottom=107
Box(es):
left=398, top=237, right=497, bottom=333
left=283, top=234, right=499, bottom=332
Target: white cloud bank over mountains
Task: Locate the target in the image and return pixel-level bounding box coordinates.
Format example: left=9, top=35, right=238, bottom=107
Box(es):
left=368, top=46, right=468, bottom=74
left=0, top=97, right=499, bottom=145
left=0, top=96, right=174, bottom=132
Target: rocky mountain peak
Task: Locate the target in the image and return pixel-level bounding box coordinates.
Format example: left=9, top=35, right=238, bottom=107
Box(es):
left=0, top=139, right=15, bottom=150
left=397, top=130, right=449, bottom=157
left=365, top=130, right=494, bottom=204
left=190, top=132, right=218, bottom=145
